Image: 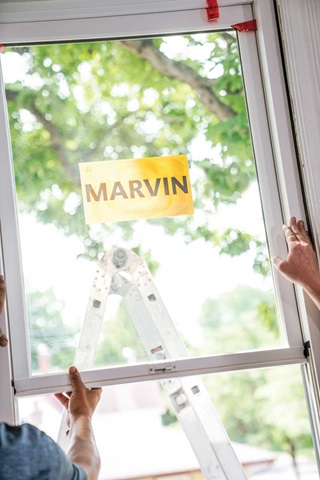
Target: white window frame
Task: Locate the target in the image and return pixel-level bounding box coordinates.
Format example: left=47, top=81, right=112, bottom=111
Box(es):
left=276, top=0, right=320, bottom=383
left=1, top=0, right=319, bottom=463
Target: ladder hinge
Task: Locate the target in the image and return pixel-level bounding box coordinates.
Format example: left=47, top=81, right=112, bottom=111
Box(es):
left=149, top=362, right=176, bottom=375
left=304, top=340, right=311, bottom=358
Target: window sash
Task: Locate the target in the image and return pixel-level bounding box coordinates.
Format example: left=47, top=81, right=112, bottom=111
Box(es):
left=0, top=235, right=16, bottom=423
left=0, top=4, right=250, bottom=44
left=0, top=0, right=308, bottom=394
left=237, top=27, right=304, bottom=347
left=14, top=346, right=306, bottom=397
left=0, top=0, right=252, bottom=24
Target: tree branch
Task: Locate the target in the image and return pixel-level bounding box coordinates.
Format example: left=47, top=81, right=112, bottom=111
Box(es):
left=6, top=89, right=80, bottom=186
left=118, top=39, right=236, bottom=121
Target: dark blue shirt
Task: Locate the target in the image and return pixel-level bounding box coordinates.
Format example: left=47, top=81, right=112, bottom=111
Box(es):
left=0, top=423, right=87, bottom=480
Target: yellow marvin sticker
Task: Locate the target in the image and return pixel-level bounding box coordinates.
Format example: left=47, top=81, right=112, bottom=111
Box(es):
left=79, top=155, right=194, bottom=224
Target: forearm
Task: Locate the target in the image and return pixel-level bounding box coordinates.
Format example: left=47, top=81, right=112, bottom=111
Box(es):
left=67, top=415, right=100, bottom=480
left=303, top=278, right=320, bottom=311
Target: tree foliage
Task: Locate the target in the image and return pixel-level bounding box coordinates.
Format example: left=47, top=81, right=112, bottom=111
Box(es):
left=94, top=301, right=146, bottom=367
left=197, top=286, right=313, bottom=465
left=197, top=285, right=280, bottom=352
left=27, top=289, right=76, bottom=371
left=4, top=33, right=267, bottom=272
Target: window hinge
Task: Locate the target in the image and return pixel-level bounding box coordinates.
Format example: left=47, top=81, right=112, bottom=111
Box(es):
left=149, top=362, right=176, bottom=374
left=304, top=340, right=311, bottom=359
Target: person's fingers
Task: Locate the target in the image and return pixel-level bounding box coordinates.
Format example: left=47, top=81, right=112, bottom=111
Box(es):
left=0, top=275, right=6, bottom=314
left=289, top=216, right=298, bottom=232
left=0, top=276, right=6, bottom=293
left=273, top=256, right=293, bottom=277
left=283, top=224, right=299, bottom=247
left=69, top=365, right=85, bottom=391
left=0, top=330, right=8, bottom=347
left=272, top=256, right=285, bottom=271
left=97, top=388, right=102, bottom=399
left=54, top=393, right=70, bottom=409
left=0, top=278, right=8, bottom=346
left=289, top=216, right=303, bottom=238
left=0, top=276, right=8, bottom=346
left=289, top=216, right=311, bottom=244
left=297, top=219, right=305, bottom=231
left=91, top=387, right=102, bottom=399
left=297, top=219, right=313, bottom=246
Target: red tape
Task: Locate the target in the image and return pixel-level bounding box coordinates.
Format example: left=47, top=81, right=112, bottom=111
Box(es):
left=232, top=20, right=257, bottom=32
left=0, top=45, right=6, bottom=53
left=206, top=0, right=220, bottom=22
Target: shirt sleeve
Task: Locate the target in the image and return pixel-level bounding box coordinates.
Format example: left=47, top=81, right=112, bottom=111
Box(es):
left=0, top=423, right=88, bottom=480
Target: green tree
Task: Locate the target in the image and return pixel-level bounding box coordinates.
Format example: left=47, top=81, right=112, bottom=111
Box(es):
left=197, top=286, right=313, bottom=475
left=4, top=32, right=267, bottom=272
left=94, top=301, right=146, bottom=366
left=27, top=288, right=76, bottom=371
left=196, top=285, right=280, bottom=354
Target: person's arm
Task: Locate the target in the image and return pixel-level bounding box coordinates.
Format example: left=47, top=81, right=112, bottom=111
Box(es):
left=273, top=216, right=320, bottom=309
left=55, top=366, right=102, bottom=480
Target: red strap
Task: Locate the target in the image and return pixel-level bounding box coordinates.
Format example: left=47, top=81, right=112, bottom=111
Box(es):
left=206, top=0, right=219, bottom=22
left=232, top=20, right=257, bottom=32
left=0, top=45, right=6, bottom=53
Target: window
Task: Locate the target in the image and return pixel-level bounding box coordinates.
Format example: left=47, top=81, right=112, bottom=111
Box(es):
left=0, top=1, right=319, bottom=478
left=3, top=32, right=282, bottom=375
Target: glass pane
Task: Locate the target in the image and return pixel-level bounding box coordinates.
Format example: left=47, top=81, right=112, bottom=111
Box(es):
left=3, top=32, right=282, bottom=374
left=17, top=366, right=317, bottom=479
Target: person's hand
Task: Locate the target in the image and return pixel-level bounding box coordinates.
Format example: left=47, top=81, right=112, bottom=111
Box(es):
left=0, top=275, right=8, bottom=347
left=57, top=367, right=102, bottom=479
left=273, top=217, right=320, bottom=295
left=0, top=275, right=5, bottom=315
left=0, top=328, right=8, bottom=347
left=55, top=366, right=102, bottom=427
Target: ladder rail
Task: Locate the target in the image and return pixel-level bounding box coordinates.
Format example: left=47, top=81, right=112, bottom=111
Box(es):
left=57, top=248, right=247, bottom=479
